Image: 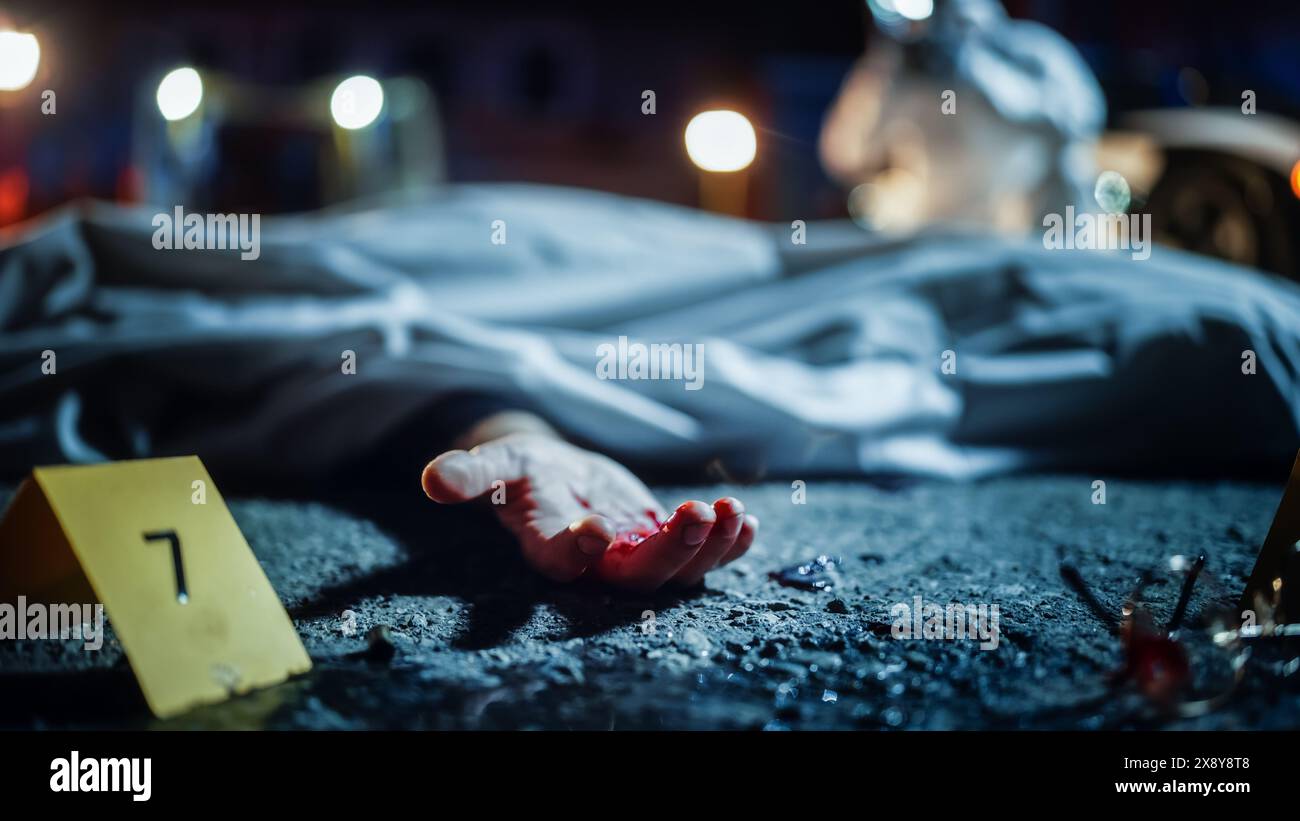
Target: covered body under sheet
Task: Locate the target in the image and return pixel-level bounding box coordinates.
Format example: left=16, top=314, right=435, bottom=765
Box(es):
left=1, top=184, right=1298, bottom=482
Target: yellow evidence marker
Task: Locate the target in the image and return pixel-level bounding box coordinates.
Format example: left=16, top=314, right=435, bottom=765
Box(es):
left=0, top=456, right=311, bottom=718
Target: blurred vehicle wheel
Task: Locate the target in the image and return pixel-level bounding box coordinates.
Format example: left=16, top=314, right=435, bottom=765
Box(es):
left=1147, top=150, right=1297, bottom=278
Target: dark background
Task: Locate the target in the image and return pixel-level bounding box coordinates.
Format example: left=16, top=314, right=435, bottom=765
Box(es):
left=1, top=0, right=1299, bottom=223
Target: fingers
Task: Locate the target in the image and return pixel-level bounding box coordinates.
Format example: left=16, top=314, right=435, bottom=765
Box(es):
left=596, top=501, right=715, bottom=592
left=523, top=514, right=617, bottom=583
left=671, top=497, right=746, bottom=587
left=421, top=442, right=522, bottom=504
left=719, top=514, right=758, bottom=566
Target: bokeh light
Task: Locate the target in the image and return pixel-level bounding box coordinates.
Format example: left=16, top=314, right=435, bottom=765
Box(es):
left=156, top=67, right=204, bottom=121
left=894, top=0, right=935, bottom=21
left=1094, top=170, right=1132, bottom=215
left=330, top=75, right=385, bottom=130
left=867, top=0, right=932, bottom=34
left=684, top=110, right=757, bottom=173
left=0, top=30, right=41, bottom=91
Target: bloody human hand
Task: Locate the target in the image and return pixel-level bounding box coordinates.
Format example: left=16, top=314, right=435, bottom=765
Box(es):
left=421, top=432, right=756, bottom=591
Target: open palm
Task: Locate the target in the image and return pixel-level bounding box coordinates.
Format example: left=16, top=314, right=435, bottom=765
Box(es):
left=422, top=434, right=756, bottom=591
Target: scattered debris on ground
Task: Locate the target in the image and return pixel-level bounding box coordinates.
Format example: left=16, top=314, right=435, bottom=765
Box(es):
left=3, top=478, right=1299, bottom=730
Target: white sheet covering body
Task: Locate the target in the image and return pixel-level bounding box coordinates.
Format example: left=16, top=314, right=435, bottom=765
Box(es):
left=1, top=184, right=1297, bottom=480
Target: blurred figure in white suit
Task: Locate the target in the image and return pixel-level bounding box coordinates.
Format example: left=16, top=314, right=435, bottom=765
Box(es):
left=820, top=0, right=1105, bottom=233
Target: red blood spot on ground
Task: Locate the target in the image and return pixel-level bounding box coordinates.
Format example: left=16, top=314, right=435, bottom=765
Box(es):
left=1124, top=628, right=1190, bottom=703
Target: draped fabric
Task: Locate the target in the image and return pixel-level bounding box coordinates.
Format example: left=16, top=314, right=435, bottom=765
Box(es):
left=2, top=184, right=1297, bottom=482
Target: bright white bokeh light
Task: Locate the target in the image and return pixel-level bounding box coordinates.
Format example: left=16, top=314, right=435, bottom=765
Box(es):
left=0, top=31, right=40, bottom=91
left=895, top=0, right=934, bottom=21
left=156, top=67, right=203, bottom=121
left=684, top=110, right=757, bottom=172
left=1094, top=170, right=1132, bottom=215
left=330, top=75, right=384, bottom=130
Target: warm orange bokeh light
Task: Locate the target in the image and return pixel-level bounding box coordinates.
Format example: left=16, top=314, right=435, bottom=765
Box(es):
left=0, top=167, right=29, bottom=225
left=1291, top=159, right=1300, bottom=200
